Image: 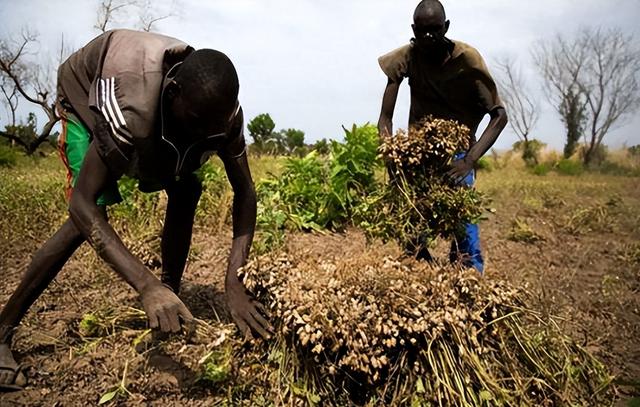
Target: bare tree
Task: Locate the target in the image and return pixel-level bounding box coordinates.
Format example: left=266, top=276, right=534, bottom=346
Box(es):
left=95, top=0, right=137, bottom=33
left=577, top=28, right=640, bottom=165
left=0, top=30, right=63, bottom=154
left=139, top=0, right=180, bottom=32
left=533, top=33, right=588, bottom=159
left=96, top=0, right=179, bottom=33
left=1, top=76, right=19, bottom=127
left=495, top=56, right=540, bottom=164
left=0, top=77, right=20, bottom=147
left=534, top=28, right=640, bottom=165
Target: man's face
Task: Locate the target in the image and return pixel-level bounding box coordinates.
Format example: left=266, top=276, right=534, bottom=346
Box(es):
left=412, top=13, right=449, bottom=57
left=167, top=93, right=230, bottom=146
left=164, top=89, right=237, bottom=173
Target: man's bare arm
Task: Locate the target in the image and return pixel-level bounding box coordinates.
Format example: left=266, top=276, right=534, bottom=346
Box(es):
left=69, top=141, right=192, bottom=332
left=219, top=147, right=272, bottom=339
left=447, top=107, right=508, bottom=179
left=466, top=107, right=508, bottom=164
left=378, top=78, right=402, bottom=139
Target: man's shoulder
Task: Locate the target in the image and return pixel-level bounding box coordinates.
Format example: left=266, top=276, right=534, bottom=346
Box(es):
left=106, top=29, right=187, bottom=45
left=379, top=43, right=413, bottom=62
left=378, top=43, right=413, bottom=81
left=451, top=40, right=487, bottom=68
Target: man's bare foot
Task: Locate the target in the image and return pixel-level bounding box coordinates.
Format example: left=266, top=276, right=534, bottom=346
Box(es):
left=0, top=343, right=26, bottom=391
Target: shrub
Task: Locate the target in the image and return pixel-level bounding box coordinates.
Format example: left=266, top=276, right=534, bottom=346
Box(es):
left=254, top=123, right=382, bottom=252
left=555, top=159, right=584, bottom=176
left=512, top=139, right=546, bottom=166
left=475, top=156, right=493, bottom=172
left=594, top=160, right=640, bottom=177
left=508, top=217, right=544, bottom=243
left=0, top=144, right=18, bottom=167
left=531, top=163, right=551, bottom=176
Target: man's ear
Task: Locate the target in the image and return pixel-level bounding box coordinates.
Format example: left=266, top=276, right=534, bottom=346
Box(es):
left=444, top=20, right=450, bottom=34
left=165, top=80, right=181, bottom=101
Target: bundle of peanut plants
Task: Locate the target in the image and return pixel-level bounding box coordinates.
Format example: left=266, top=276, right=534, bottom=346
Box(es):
left=366, top=117, right=485, bottom=250
left=241, top=250, right=613, bottom=406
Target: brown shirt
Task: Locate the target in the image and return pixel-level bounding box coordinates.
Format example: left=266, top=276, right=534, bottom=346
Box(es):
left=378, top=40, right=502, bottom=142
left=57, top=29, right=245, bottom=187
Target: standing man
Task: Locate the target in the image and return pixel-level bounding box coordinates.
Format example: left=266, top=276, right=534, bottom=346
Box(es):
left=377, top=0, right=508, bottom=273
left=0, top=29, right=271, bottom=391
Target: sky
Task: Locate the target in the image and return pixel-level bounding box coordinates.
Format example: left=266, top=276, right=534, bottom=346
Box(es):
left=1, top=0, right=639, bottom=150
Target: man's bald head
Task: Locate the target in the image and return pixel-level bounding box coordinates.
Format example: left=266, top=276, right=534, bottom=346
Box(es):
left=411, top=0, right=451, bottom=62
left=413, top=0, right=446, bottom=25
left=164, top=49, right=240, bottom=150
left=173, top=49, right=239, bottom=120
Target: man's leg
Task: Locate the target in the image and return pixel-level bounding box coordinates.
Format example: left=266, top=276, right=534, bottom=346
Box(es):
left=0, top=218, right=84, bottom=389
left=449, top=223, right=484, bottom=273
left=449, top=161, right=484, bottom=273
left=161, top=175, right=202, bottom=293
left=1, top=109, right=117, bottom=389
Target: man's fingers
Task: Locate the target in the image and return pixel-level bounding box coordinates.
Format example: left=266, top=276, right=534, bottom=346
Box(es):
left=148, top=310, right=159, bottom=329
left=0, top=371, right=10, bottom=385
left=247, top=315, right=271, bottom=339
left=157, top=309, right=171, bottom=332
left=166, top=307, right=181, bottom=333
left=178, top=303, right=194, bottom=322
left=231, top=313, right=251, bottom=340
left=250, top=308, right=273, bottom=334
left=253, top=301, right=272, bottom=318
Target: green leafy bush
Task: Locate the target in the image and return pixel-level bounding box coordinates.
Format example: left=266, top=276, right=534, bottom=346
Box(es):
left=531, top=163, right=551, bottom=176
left=513, top=139, right=546, bottom=166
left=475, top=156, right=493, bottom=172
left=556, top=159, right=584, bottom=176
left=0, top=144, right=18, bottom=167
left=254, top=124, right=382, bottom=251
left=594, top=160, right=640, bottom=177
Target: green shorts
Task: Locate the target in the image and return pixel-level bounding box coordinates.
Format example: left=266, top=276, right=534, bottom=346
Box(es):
left=58, top=111, right=122, bottom=206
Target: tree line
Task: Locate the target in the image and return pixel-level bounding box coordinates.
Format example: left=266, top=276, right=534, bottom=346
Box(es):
left=1, top=8, right=639, bottom=165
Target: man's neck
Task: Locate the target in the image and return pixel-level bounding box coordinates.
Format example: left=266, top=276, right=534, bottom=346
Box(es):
left=414, top=38, right=455, bottom=66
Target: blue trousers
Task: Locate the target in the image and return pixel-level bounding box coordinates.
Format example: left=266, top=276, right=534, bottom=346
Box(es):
left=449, top=163, right=484, bottom=273
left=413, top=155, right=484, bottom=273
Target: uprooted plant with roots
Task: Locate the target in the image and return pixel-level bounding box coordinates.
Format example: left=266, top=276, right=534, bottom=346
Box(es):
left=365, top=117, right=486, bottom=251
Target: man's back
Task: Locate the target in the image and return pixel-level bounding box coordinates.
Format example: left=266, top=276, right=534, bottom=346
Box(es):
left=57, top=29, right=193, bottom=146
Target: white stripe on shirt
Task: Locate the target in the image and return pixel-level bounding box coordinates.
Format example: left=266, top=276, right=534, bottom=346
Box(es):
left=97, top=78, right=132, bottom=145
left=109, top=77, right=127, bottom=127
left=103, top=78, right=121, bottom=130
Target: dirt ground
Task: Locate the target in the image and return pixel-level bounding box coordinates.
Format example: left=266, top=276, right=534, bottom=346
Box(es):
left=1, top=172, right=639, bottom=406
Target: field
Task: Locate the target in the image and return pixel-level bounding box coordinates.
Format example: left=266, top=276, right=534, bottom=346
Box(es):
left=0, top=150, right=639, bottom=406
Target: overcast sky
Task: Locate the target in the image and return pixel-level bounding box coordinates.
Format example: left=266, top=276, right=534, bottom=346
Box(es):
left=1, top=0, right=639, bottom=150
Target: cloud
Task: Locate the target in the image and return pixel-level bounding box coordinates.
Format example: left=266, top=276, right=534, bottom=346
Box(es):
left=1, top=0, right=639, bottom=148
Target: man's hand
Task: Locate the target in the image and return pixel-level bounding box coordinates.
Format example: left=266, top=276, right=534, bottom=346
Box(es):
left=446, top=157, right=474, bottom=183
left=140, top=283, right=194, bottom=332
left=226, top=278, right=272, bottom=340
